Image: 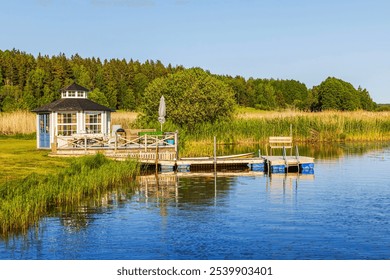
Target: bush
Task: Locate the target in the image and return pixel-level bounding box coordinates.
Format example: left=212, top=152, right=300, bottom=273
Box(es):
left=141, top=68, right=236, bottom=129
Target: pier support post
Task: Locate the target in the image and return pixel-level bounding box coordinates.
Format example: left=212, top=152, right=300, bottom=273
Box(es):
left=155, top=141, right=159, bottom=174
left=174, top=131, right=178, bottom=160
left=214, top=136, right=217, bottom=173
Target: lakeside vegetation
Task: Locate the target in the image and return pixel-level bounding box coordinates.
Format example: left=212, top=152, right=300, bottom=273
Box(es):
left=2, top=109, right=390, bottom=155
left=0, top=154, right=139, bottom=237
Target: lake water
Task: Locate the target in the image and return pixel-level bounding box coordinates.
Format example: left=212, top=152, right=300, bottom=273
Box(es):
left=1, top=143, right=390, bottom=260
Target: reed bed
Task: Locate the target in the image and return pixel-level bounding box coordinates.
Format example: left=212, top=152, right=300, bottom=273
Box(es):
left=0, top=111, right=35, bottom=135
left=2, top=109, right=390, bottom=153
left=186, top=110, right=390, bottom=142
left=176, top=110, right=390, bottom=157
left=111, top=111, right=138, bottom=128
left=0, top=111, right=139, bottom=136
left=0, top=154, right=139, bottom=237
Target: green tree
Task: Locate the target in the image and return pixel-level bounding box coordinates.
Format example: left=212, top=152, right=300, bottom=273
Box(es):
left=142, top=68, right=236, bottom=128
left=88, top=88, right=110, bottom=107
left=120, top=88, right=137, bottom=110
left=357, top=86, right=376, bottom=111
left=0, top=85, right=28, bottom=111
left=254, top=81, right=277, bottom=110
left=316, top=77, right=363, bottom=111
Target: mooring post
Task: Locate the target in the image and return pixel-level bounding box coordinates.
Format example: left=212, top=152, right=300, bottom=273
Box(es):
left=155, top=140, right=159, bottom=174
left=214, top=136, right=217, bottom=173
left=295, top=145, right=300, bottom=173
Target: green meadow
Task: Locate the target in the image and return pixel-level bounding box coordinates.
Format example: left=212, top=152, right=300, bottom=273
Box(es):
left=0, top=137, right=71, bottom=184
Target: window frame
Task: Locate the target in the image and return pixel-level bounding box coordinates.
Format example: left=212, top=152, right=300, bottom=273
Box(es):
left=85, top=111, right=102, bottom=134
left=57, top=112, right=77, bottom=136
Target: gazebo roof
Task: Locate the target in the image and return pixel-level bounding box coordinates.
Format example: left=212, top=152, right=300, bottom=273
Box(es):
left=32, top=98, right=114, bottom=113
left=60, top=82, right=90, bottom=92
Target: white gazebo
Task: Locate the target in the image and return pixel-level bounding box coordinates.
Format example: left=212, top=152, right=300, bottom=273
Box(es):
left=32, top=83, right=114, bottom=149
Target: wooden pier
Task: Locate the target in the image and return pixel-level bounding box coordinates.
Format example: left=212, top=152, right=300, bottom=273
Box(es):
left=262, top=155, right=314, bottom=174
left=49, top=132, right=315, bottom=174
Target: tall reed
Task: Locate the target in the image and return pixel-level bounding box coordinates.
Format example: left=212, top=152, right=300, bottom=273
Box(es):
left=178, top=110, right=390, bottom=157
left=111, top=111, right=138, bottom=128
left=0, top=154, right=139, bottom=237
left=0, top=111, right=35, bottom=135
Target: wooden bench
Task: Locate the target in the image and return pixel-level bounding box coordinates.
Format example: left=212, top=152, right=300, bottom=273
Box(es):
left=268, top=136, right=293, bottom=156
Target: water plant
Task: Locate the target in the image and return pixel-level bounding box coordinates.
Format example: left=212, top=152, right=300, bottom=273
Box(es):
left=0, top=154, right=139, bottom=237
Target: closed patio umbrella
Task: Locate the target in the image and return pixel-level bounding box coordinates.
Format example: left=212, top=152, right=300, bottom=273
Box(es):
left=158, top=95, right=166, bottom=132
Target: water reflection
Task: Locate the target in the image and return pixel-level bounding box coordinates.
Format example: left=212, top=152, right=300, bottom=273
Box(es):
left=210, top=141, right=390, bottom=160
left=50, top=186, right=138, bottom=234
left=135, top=171, right=316, bottom=216
left=2, top=142, right=390, bottom=260
left=135, top=172, right=244, bottom=209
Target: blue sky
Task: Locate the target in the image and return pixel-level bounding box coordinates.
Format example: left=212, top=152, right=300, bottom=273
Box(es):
left=1, top=0, right=389, bottom=103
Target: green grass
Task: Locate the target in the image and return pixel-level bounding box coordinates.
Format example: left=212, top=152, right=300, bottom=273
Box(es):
left=0, top=153, right=139, bottom=237
left=0, top=138, right=71, bottom=184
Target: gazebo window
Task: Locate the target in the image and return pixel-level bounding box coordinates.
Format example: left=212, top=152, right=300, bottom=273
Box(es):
left=57, top=113, right=77, bottom=136
left=68, top=91, right=76, bottom=97
left=85, top=112, right=102, bottom=133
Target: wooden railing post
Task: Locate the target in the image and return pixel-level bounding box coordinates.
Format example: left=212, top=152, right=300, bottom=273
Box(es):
left=51, top=135, right=57, bottom=154
left=115, top=133, right=117, bottom=154
left=84, top=135, right=87, bottom=154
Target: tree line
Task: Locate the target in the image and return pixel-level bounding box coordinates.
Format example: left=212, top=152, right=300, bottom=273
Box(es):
left=0, top=49, right=377, bottom=112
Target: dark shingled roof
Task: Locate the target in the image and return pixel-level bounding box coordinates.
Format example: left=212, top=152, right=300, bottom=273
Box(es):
left=32, top=98, right=114, bottom=112
left=61, top=82, right=90, bottom=92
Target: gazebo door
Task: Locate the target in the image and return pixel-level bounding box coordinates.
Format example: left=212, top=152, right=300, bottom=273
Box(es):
left=39, top=113, right=50, bottom=148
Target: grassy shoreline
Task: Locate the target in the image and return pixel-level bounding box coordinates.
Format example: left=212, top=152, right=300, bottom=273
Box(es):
left=0, top=154, right=139, bottom=237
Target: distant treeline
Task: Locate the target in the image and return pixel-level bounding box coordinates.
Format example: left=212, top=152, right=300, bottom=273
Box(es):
left=0, top=49, right=378, bottom=112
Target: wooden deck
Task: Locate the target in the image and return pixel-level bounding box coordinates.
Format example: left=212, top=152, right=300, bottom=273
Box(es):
left=49, top=133, right=315, bottom=174
left=262, top=155, right=314, bottom=174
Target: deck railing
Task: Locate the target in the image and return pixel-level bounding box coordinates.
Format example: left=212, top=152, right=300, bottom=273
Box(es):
left=53, top=132, right=178, bottom=160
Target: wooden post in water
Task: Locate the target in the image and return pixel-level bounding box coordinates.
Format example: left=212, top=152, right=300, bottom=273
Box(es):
left=155, top=139, right=159, bottom=174
left=290, top=124, right=293, bottom=156
left=213, top=136, right=217, bottom=173
left=295, top=145, right=300, bottom=173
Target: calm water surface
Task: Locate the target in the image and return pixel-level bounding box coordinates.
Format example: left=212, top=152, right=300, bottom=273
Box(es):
left=1, top=143, right=390, bottom=260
